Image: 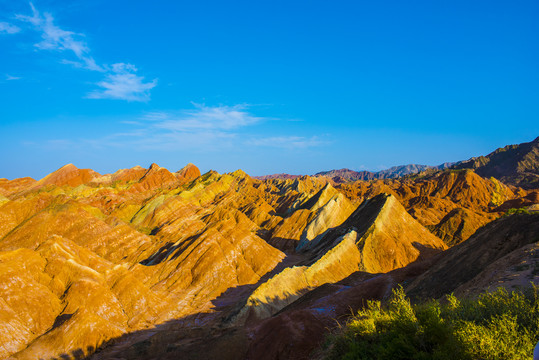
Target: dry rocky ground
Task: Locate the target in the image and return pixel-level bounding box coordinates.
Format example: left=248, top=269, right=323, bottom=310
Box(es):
left=0, top=141, right=538, bottom=359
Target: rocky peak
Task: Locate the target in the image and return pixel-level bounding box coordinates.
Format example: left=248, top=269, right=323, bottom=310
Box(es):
left=33, top=163, right=100, bottom=188
left=176, top=163, right=201, bottom=181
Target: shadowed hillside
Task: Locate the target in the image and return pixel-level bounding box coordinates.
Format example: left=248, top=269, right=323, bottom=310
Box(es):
left=453, top=136, right=539, bottom=188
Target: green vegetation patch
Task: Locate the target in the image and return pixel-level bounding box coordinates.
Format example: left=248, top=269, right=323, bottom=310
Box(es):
left=324, top=286, right=539, bottom=360
left=503, top=208, right=532, bottom=217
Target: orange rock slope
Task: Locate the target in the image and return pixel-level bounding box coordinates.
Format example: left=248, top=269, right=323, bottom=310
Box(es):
left=0, top=162, right=536, bottom=360
left=0, top=164, right=284, bottom=359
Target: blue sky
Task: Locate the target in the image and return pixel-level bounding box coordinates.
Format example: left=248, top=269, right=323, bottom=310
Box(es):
left=1, top=0, right=538, bottom=180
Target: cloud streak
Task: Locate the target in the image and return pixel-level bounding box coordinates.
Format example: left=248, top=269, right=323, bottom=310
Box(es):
left=247, top=136, right=324, bottom=149
left=6, top=74, right=21, bottom=81
left=148, top=104, right=262, bottom=132
left=40, top=104, right=324, bottom=152
left=16, top=3, right=102, bottom=71
left=86, top=63, right=157, bottom=102
left=14, top=3, right=157, bottom=101
left=113, top=104, right=261, bottom=149
left=114, top=105, right=323, bottom=151
left=0, top=22, right=21, bottom=34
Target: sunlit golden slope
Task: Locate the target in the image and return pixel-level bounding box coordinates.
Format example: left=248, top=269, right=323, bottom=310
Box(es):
left=0, top=161, right=536, bottom=359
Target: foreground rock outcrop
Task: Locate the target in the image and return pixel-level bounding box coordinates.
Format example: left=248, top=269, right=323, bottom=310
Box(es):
left=406, top=212, right=539, bottom=300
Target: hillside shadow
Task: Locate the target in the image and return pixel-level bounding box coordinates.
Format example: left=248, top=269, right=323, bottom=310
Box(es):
left=47, top=281, right=338, bottom=360
left=140, top=228, right=305, bottom=266
left=39, top=246, right=444, bottom=360
left=36, top=252, right=311, bottom=360
left=36, top=195, right=449, bottom=359
left=45, top=311, right=248, bottom=360
left=47, top=283, right=300, bottom=359
left=139, top=233, right=202, bottom=266
left=264, top=235, right=300, bottom=253
left=412, top=241, right=446, bottom=260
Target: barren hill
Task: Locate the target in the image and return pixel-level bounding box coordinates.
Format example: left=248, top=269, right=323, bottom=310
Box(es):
left=0, top=139, right=538, bottom=360
left=314, top=163, right=453, bottom=182
left=453, top=136, right=539, bottom=188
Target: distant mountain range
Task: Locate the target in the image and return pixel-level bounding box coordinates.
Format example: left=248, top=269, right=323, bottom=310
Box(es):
left=253, top=164, right=454, bottom=182
left=452, top=136, right=539, bottom=188
left=253, top=173, right=302, bottom=181
left=255, top=136, right=539, bottom=188
left=313, top=163, right=455, bottom=182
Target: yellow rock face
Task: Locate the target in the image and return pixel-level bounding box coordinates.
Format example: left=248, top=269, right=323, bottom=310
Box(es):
left=268, top=183, right=356, bottom=252
left=0, top=164, right=289, bottom=359
left=241, top=194, right=446, bottom=320
left=0, top=163, right=530, bottom=359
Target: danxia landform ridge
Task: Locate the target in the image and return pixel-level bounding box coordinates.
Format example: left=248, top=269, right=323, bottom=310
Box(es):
left=0, top=137, right=538, bottom=360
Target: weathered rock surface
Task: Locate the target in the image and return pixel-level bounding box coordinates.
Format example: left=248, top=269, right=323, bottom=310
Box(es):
left=0, top=177, right=36, bottom=196
left=336, top=169, right=513, bottom=245
left=0, top=163, right=289, bottom=359
left=238, top=194, right=446, bottom=320
left=428, top=207, right=493, bottom=246
left=244, top=214, right=539, bottom=360
left=32, top=163, right=100, bottom=189
left=268, top=183, right=355, bottom=252
left=453, top=135, right=539, bottom=188
left=406, top=213, right=539, bottom=300
left=0, top=153, right=537, bottom=360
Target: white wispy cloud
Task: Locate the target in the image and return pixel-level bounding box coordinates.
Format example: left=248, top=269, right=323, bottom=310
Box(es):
left=86, top=63, right=157, bottom=102
left=33, top=104, right=327, bottom=153
left=42, top=104, right=259, bottom=151
left=6, top=74, right=21, bottom=81
left=60, top=58, right=102, bottom=72
left=110, top=105, right=324, bottom=150
left=14, top=3, right=157, bottom=101
left=16, top=3, right=102, bottom=71
left=148, top=104, right=262, bottom=132
left=0, top=22, right=21, bottom=34
left=247, top=136, right=324, bottom=149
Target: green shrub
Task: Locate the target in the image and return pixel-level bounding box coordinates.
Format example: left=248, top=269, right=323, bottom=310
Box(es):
left=324, top=286, right=539, bottom=360
left=503, top=208, right=532, bottom=217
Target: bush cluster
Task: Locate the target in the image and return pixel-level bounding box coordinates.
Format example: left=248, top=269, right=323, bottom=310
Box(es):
left=503, top=208, right=532, bottom=216
left=324, top=286, right=539, bottom=360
